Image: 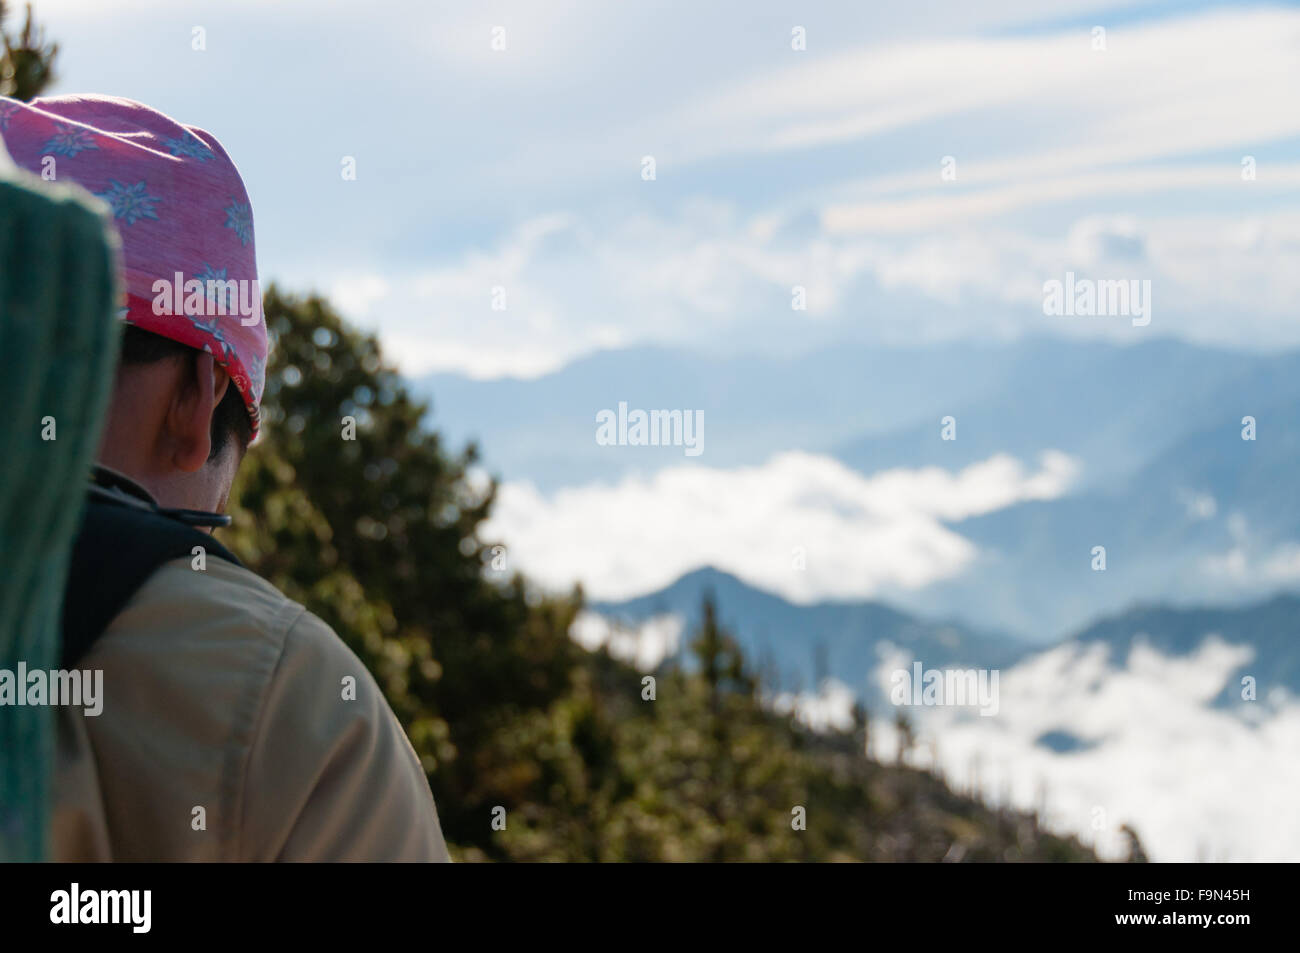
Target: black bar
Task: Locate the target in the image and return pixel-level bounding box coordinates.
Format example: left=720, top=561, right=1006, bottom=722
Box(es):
left=0, top=861, right=1276, bottom=940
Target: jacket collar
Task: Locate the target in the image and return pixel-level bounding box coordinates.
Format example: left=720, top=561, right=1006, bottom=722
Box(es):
left=90, top=464, right=160, bottom=507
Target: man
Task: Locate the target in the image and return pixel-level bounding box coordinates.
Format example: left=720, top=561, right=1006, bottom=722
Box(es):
left=2, top=94, right=450, bottom=861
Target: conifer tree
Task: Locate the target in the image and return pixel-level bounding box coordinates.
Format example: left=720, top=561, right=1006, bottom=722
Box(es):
left=1, top=3, right=58, bottom=101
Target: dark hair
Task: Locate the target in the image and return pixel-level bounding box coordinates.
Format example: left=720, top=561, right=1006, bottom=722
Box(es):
left=117, top=324, right=254, bottom=461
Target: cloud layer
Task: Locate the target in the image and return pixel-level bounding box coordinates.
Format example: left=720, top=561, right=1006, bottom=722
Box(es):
left=483, top=450, right=1076, bottom=601
left=872, top=636, right=1300, bottom=861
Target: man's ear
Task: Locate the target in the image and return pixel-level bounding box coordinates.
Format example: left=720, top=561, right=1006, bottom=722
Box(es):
left=167, top=351, right=231, bottom=472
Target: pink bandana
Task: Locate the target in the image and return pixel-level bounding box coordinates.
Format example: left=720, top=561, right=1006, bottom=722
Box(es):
left=0, top=94, right=266, bottom=436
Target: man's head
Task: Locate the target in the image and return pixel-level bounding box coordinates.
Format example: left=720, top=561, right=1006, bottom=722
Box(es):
left=0, top=94, right=266, bottom=514
left=96, top=325, right=254, bottom=514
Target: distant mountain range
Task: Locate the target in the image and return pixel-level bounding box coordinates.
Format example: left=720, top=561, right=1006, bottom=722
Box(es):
left=589, top=565, right=1031, bottom=707
left=421, top=336, right=1300, bottom=639
left=896, top=399, right=1300, bottom=637
left=1064, top=591, right=1300, bottom=707
left=590, top=565, right=1300, bottom=709
left=418, top=336, right=1298, bottom=493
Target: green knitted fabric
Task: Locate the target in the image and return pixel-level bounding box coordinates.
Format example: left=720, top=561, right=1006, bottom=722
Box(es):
left=0, top=161, right=119, bottom=862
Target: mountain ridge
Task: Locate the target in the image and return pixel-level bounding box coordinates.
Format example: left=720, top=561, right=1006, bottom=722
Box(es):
left=591, top=564, right=1300, bottom=708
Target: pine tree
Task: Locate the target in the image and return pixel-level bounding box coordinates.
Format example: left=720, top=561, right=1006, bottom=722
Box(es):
left=225, top=287, right=584, bottom=857
left=1120, top=824, right=1150, bottom=863
left=1, top=3, right=58, bottom=101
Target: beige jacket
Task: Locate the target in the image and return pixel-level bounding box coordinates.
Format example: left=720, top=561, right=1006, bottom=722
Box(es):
left=52, top=554, right=451, bottom=861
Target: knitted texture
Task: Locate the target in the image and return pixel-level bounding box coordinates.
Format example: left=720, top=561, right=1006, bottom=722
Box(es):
left=0, top=157, right=119, bottom=861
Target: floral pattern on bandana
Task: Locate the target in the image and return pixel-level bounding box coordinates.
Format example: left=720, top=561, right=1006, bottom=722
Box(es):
left=0, top=94, right=267, bottom=437
left=96, top=180, right=160, bottom=225
left=43, top=122, right=99, bottom=156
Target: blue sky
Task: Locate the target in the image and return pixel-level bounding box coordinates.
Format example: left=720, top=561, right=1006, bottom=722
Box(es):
left=32, top=0, right=1300, bottom=378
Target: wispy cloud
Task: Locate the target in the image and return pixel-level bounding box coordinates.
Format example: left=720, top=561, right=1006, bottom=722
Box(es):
left=668, top=8, right=1300, bottom=168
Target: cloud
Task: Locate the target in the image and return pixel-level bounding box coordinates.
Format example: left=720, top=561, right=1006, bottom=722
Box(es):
left=570, top=611, right=684, bottom=672
left=872, top=635, right=1300, bottom=861
left=770, top=678, right=858, bottom=733
left=823, top=165, right=1300, bottom=235
left=482, top=450, right=1077, bottom=602
left=332, top=199, right=1300, bottom=378
left=1175, top=487, right=1217, bottom=522
left=658, top=8, right=1300, bottom=171
left=1202, top=542, right=1300, bottom=588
